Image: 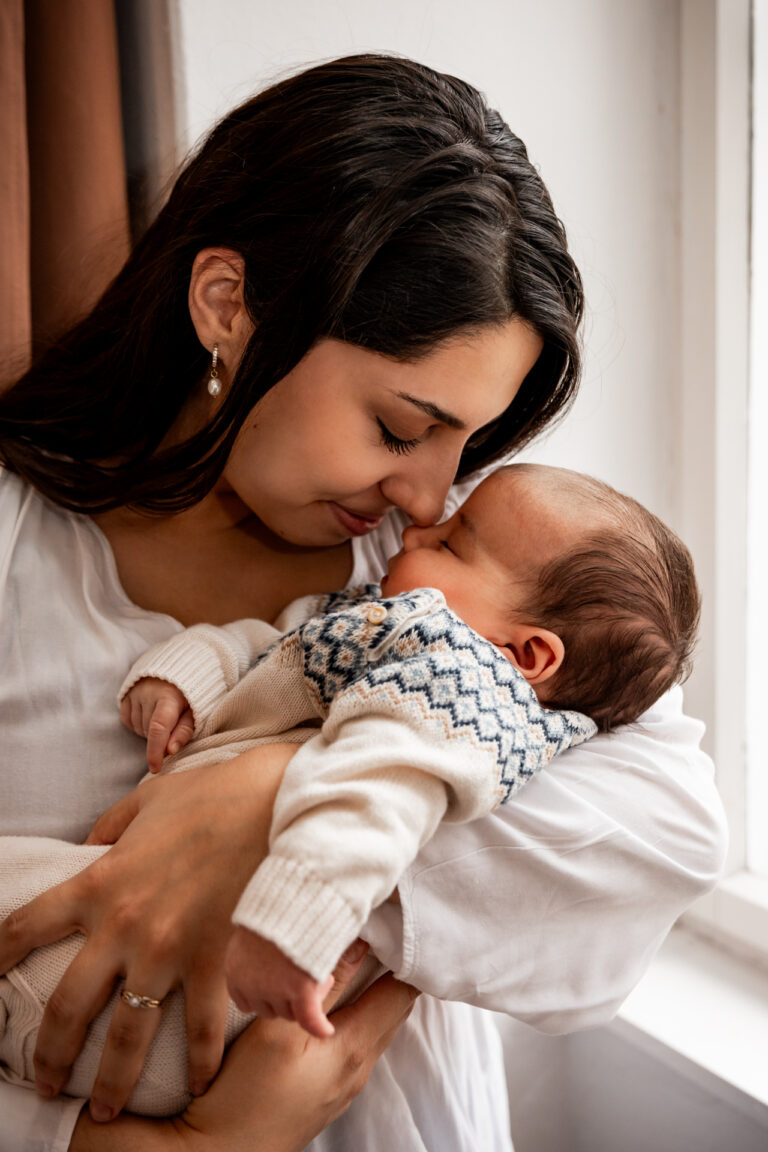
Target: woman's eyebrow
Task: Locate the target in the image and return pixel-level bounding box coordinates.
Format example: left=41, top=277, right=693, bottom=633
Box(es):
left=395, top=391, right=466, bottom=430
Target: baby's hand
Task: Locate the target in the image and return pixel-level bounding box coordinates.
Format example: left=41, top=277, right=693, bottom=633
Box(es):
left=120, top=677, right=195, bottom=773
left=225, top=925, right=335, bottom=1039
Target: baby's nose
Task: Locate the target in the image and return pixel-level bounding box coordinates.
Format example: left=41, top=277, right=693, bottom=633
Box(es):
left=401, top=524, right=430, bottom=551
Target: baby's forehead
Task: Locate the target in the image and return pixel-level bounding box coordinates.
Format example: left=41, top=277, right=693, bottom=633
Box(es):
left=471, top=464, right=614, bottom=555
left=476, top=463, right=590, bottom=515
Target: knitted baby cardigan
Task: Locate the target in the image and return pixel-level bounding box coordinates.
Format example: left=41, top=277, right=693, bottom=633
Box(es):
left=120, top=586, right=597, bottom=982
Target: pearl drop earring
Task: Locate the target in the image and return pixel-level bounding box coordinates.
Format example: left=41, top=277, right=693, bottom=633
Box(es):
left=207, top=345, right=221, bottom=396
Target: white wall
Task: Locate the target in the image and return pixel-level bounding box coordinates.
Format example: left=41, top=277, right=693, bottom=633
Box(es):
left=176, top=0, right=683, bottom=526
left=500, top=1016, right=768, bottom=1152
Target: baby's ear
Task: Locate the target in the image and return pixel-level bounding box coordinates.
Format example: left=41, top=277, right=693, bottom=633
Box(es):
left=499, top=624, right=564, bottom=684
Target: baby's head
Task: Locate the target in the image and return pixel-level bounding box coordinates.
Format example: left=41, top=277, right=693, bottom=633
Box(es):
left=382, top=464, right=700, bottom=731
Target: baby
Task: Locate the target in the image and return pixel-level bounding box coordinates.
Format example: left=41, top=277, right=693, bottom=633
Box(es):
left=0, top=463, right=700, bottom=1115
left=120, top=463, right=700, bottom=1037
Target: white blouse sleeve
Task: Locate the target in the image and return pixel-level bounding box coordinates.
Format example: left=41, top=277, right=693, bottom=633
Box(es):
left=361, top=684, right=727, bottom=1033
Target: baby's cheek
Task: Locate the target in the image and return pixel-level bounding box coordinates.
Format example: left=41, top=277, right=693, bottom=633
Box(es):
left=384, top=555, right=437, bottom=597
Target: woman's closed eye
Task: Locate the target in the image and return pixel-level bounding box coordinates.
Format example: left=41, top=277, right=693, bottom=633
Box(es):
left=376, top=418, right=421, bottom=456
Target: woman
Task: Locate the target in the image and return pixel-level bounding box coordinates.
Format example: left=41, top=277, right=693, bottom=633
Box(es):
left=0, top=55, right=726, bottom=1150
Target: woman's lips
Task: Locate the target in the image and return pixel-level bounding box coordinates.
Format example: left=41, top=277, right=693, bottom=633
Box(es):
left=328, top=502, right=384, bottom=537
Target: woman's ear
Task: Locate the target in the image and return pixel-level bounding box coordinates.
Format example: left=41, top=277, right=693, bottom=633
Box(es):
left=500, top=624, right=564, bottom=685
left=188, top=247, right=253, bottom=363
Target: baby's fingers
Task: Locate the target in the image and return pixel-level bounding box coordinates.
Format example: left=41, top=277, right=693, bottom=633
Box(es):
left=119, top=696, right=134, bottom=733
left=146, top=699, right=181, bottom=773
left=168, top=708, right=195, bottom=757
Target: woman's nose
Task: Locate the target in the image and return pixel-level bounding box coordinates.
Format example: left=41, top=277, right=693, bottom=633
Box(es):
left=380, top=462, right=455, bottom=527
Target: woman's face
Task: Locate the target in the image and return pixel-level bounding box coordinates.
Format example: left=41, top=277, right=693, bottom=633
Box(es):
left=221, top=319, right=543, bottom=547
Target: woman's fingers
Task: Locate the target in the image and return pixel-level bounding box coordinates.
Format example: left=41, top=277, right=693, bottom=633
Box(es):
left=84, top=789, right=142, bottom=846
left=13, top=749, right=292, bottom=1123
left=331, top=974, right=419, bottom=1064
left=183, top=965, right=230, bottom=1097
left=33, top=945, right=119, bottom=1096
left=0, top=881, right=85, bottom=974
left=175, top=944, right=376, bottom=1147
left=89, top=973, right=172, bottom=1123
left=323, top=939, right=369, bottom=1012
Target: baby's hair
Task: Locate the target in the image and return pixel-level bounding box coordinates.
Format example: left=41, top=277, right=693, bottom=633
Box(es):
left=514, top=470, right=700, bottom=731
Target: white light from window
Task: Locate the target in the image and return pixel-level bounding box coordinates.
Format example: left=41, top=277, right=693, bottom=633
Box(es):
left=747, top=0, right=768, bottom=876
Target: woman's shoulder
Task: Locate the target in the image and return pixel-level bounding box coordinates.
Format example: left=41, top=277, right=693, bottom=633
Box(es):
left=0, top=467, right=87, bottom=564
left=0, top=468, right=39, bottom=562
left=0, top=466, right=31, bottom=510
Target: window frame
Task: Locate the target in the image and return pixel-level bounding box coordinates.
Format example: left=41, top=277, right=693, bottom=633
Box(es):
left=679, top=0, right=768, bottom=960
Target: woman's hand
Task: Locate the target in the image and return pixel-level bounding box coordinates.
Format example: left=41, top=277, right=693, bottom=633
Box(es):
left=175, top=967, right=418, bottom=1152
left=69, top=948, right=419, bottom=1152
left=0, top=744, right=297, bottom=1122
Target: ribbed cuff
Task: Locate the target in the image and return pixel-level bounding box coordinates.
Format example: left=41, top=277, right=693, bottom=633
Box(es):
left=117, top=637, right=230, bottom=730
left=232, top=855, right=360, bottom=982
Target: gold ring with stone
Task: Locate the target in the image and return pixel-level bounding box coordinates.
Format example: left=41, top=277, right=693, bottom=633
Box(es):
left=120, top=988, right=163, bottom=1010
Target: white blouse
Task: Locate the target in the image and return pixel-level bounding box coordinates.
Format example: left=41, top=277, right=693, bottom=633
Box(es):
left=0, top=470, right=728, bottom=1151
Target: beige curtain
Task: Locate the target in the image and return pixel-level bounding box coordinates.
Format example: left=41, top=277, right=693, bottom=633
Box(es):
left=0, top=0, right=129, bottom=378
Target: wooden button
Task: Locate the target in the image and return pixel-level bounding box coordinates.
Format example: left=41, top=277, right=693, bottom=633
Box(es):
left=365, top=603, right=388, bottom=624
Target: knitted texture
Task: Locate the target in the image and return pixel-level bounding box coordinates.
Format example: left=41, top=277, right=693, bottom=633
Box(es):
left=299, top=587, right=596, bottom=801
left=118, top=618, right=281, bottom=732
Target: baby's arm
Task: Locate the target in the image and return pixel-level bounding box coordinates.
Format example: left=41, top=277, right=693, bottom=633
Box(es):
left=117, top=618, right=283, bottom=767
left=228, top=601, right=595, bottom=1032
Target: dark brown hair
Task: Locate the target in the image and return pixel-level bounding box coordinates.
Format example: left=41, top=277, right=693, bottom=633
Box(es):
left=519, top=474, right=700, bottom=731
left=0, top=54, right=583, bottom=514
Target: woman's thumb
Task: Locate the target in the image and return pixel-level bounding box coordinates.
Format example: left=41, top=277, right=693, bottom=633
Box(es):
left=323, top=940, right=369, bottom=1013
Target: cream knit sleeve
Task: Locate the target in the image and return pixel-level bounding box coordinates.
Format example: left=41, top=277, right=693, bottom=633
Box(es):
left=231, top=710, right=475, bottom=982
left=117, top=618, right=281, bottom=732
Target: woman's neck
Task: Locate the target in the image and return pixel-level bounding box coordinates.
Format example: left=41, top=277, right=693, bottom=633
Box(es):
left=94, top=493, right=354, bottom=627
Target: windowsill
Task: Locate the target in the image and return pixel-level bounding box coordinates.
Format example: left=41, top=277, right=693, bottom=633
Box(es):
left=613, top=925, right=768, bottom=1126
